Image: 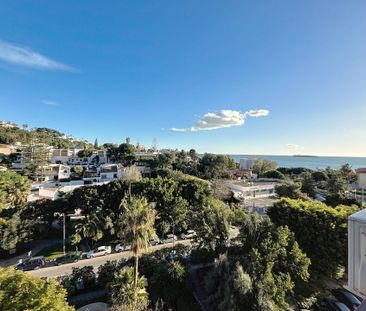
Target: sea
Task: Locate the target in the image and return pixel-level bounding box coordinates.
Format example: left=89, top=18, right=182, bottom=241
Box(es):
left=227, top=155, right=366, bottom=170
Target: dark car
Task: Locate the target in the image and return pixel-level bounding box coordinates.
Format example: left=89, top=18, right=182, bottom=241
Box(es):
left=331, top=289, right=363, bottom=311
left=325, top=298, right=351, bottom=311
left=15, top=256, right=47, bottom=271
left=55, top=252, right=82, bottom=265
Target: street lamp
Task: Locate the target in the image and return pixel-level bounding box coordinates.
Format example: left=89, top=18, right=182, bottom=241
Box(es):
left=63, top=213, right=66, bottom=255
left=169, top=215, right=175, bottom=254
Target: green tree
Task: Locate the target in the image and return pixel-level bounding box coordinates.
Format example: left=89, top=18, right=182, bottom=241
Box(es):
left=118, top=197, right=156, bottom=287
left=199, top=153, right=236, bottom=179
left=156, top=152, right=176, bottom=169
left=77, top=148, right=93, bottom=158
left=94, top=138, right=99, bottom=149
left=118, top=140, right=136, bottom=165
left=0, top=171, right=30, bottom=211
left=74, top=212, right=104, bottom=248
left=206, top=214, right=310, bottom=311
left=311, top=170, right=328, bottom=182
left=193, top=198, right=231, bottom=258
left=110, top=267, right=149, bottom=311
left=263, top=170, right=285, bottom=179
left=252, top=159, right=278, bottom=177
left=326, top=171, right=348, bottom=196
left=268, top=198, right=359, bottom=276
left=275, top=181, right=308, bottom=200
left=205, top=255, right=252, bottom=311
left=189, top=148, right=198, bottom=161
left=0, top=267, right=74, bottom=311
left=300, top=172, right=316, bottom=198
left=340, top=163, right=356, bottom=183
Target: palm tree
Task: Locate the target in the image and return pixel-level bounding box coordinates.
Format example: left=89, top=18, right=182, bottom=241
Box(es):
left=110, top=267, right=148, bottom=311
left=74, top=212, right=104, bottom=248
left=118, top=196, right=156, bottom=287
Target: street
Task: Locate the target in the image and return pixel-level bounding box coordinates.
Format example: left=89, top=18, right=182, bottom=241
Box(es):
left=28, top=240, right=191, bottom=278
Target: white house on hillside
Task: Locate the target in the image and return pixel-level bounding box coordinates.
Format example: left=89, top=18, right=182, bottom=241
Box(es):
left=99, top=164, right=124, bottom=181
left=36, top=164, right=71, bottom=182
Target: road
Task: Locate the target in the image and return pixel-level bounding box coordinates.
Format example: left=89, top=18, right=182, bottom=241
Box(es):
left=28, top=240, right=191, bottom=278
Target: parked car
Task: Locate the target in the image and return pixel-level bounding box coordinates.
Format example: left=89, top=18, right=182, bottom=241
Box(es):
left=325, top=298, right=352, bottom=311
left=55, top=252, right=82, bottom=265
left=331, top=289, right=363, bottom=311
left=87, top=246, right=112, bottom=258
left=161, top=234, right=178, bottom=244
left=181, top=230, right=197, bottom=240
left=149, top=238, right=161, bottom=246
left=15, top=256, right=48, bottom=271
left=115, top=243, right=124, bottom=252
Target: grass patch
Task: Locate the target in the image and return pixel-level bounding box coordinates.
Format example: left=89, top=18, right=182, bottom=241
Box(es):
left=35, top=244, right=76, bottom=260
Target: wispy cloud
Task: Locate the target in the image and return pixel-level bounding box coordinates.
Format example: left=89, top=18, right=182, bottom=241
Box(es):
left=41, top=100, right=59, bottom=106
left=171, top=109, right=269, bottom=132
left=287, top=143, right=304, bottom=151
left=0, top=40, right=76, bottom=71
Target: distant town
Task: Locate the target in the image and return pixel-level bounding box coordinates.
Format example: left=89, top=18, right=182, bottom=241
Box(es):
left=0, top=120, right=365, bottom=311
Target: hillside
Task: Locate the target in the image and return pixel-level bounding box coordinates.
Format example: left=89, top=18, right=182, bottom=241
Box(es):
left=0, top=124, right=90, bottom=149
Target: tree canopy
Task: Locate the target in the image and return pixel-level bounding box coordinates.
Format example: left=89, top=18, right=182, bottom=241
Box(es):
left=0, top=267, right=74, bottom=311
left=268, top=198, right=359, bottom=276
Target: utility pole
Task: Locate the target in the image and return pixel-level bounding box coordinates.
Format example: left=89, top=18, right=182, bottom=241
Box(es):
left=63, top=213, right=66, bottom=255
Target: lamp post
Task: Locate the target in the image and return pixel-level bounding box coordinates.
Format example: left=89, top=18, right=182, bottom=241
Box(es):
left=63, top=213, right=66, bottom=255
left=169, top=215, right=175, bottom=254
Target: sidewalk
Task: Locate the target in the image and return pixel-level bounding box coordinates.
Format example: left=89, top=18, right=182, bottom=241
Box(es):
left=0, top=239, right=61, bottom=267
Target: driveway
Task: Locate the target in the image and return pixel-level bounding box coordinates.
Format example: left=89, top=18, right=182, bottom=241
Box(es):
left=28, top=240, right=191, bottom=278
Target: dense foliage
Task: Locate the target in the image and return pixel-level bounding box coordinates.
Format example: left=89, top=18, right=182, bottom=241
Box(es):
left=205, top=214, right=310, bottom=311
left=268, top=198, right=359, bottom=276
left=0, top=126, right=88, bottom=149
left=0, top=267, right=73, bottom=311
left=252, top=159, right=278, bottom=177
left=0, top=171, right=30, bottom=212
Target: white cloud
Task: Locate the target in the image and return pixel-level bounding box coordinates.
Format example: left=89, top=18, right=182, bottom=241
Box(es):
left=171, top=109, right=269, bottom=132
left=244, top=109, right=270, bottom=117
left=0, top=40, right=76, bottom=71
left=41, top=100, right=59, bottom=106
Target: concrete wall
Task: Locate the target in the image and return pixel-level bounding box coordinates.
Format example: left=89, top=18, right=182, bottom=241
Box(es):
left=348, top=210, right=366, bottom=296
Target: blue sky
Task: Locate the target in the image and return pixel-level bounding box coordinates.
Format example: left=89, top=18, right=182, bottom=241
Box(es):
left=0, top=1, right=366, bottom=156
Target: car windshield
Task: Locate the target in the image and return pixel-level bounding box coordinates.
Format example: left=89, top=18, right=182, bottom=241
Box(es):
left=335, top=302, right=351, bottom=311
left=343, top=292, right=361, bottom=304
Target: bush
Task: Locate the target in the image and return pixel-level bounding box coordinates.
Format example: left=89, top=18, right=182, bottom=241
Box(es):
left=263, top=170, right=285, bottom=179
left=268, top=198, right=359, bottom=277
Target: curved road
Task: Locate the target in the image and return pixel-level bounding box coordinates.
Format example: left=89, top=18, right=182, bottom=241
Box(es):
left=28, top=240, right=191, bottom=278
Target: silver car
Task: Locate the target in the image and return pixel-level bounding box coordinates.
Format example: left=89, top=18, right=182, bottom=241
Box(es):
left=161, top=234, right=178, bottom=244
left=87, top=246, right=112, bottom=258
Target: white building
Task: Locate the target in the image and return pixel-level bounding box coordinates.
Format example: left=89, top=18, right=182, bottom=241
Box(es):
left=38, top=184, right=83, bottom=200
left=357, top=168, right=366, bottom=189
left=239, top=158, right=256, bottom=170
left=90, top=150, right=108, bottom=165
left=99, top=164, right=124, bottom=181
left=36, top=164, right=71, bottom=181
left=227, top=181, right=276, bottom=199
left=52, top=148, right=108, bottom=166
left=51, top=149, right=74, bottom=164
left=348, top=209, right=366, bottom=297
